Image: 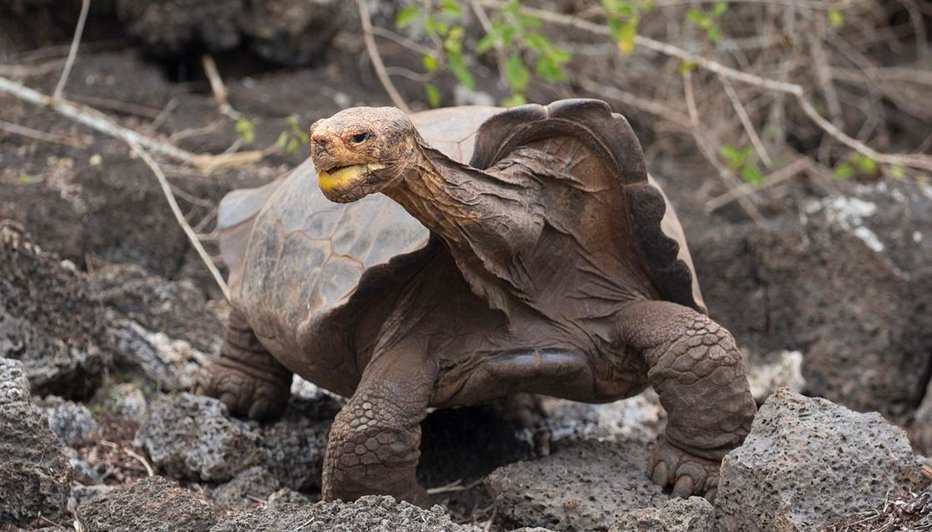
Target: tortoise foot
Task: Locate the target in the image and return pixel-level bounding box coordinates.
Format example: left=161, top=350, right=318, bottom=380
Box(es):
left=195, top=359, right=291, bottom=421
left=647, top=438, right=721, bottom=501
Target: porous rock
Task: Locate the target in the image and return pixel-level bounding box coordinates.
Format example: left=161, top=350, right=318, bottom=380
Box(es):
left=92, top=381, right=148, bottom=422
left=610, top=497, right=713, bottom=532
left=75, top=476, right=217, bottom=532
left=0, top=221, right=105, bottom=399
left=115, top=0, right=346, bottom=65
left=0, top=358, right=73, bottom=524
left=211, top=466, right=281, bottom=508
left=258, top=398, right=333, bottom=491
left=209, top=495, right=474, bottom=531
left=745, top=350, right=804, bottom=404
left=44, top=398, right=98, bottom=446
left=691, top=181, right=932, bottom=419
left=135, top=392, right=262, bottom=482
left=485, top=439, right=667, bottom=531
left=715, top=388, right=926, bottom=531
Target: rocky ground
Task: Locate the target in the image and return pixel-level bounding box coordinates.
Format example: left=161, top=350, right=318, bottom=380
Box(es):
left=1, top=4, right=932, bottom=530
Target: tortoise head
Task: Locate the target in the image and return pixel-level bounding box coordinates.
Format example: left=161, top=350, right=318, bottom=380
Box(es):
left=309, top=106, right=419, bottom=202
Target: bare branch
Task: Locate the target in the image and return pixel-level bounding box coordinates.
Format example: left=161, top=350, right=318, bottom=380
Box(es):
left=706, top=157, right=812, bottom=211
left=721, top=79, right=773, bottom=168
left=0, top=119, right=84, bottom=148
left=52, top=0, right=90, bottom=100
left=125, top=138, right=231, bottom=302
left=683, top=71, right=764, bottom=223
left=355, top=0, right=411, bottom=113
left=202, top=54, right=243, bottom=119
left=481, top=2, right=932, bottom=173
left=0, top=76, right=266, bottom=173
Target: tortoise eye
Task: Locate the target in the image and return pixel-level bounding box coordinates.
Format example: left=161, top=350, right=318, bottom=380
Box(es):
left=350, top=132, right=372, bottom=144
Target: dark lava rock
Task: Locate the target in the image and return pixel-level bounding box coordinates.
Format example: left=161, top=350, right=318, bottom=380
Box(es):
left=0, top=358, right=73, bottom=525
left=209, top=495, right=473, bottom=531
left=115, top=0, right=346, bottom=66
left=692, top=182, right=932, bottom=419
left=75, top=476, right=217, bottom=532
left=91, top=263, right=223, bottom=391
left=90, top=262, right=224, bottom=355
left=912, top=379, right=932, bottom=455
left=258, top=397, right=334, bottom=492
left=715, top=388, right=926, bottom=531
left=485, top=439, right=667, bottom=531
left=211, top=466, right=281, bottom=508
left=0, top=221, right=106, bottom=399
left=43, top=398, right=99, bottom=446
left=610, top=497, right=713, bottom=532
left=135, top=393, right=262, bottom=482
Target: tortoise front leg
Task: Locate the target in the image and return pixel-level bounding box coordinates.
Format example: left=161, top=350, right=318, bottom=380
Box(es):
left=617, top=300, right=756, bottom=500
left=195, top=308, right=293, bottom=420
left=322, top=348, right=437, bottom=505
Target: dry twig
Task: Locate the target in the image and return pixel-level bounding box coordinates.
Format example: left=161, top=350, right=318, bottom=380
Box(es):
left=482, top=1, right=932, bottom=173
left=355, top=0, right=411, bottom=113
left=202, top=54, right=243, bottom=120
left=0, top=76, right=265, bottom=172
left=124, top=138, right=232, bottom=302
left=52, top=0, right=90, bottom=100
left=0, top=119, right=84, bottom=148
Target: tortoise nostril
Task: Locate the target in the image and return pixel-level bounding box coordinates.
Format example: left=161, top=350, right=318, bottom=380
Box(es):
left=311, top=133, right=332, bottom=153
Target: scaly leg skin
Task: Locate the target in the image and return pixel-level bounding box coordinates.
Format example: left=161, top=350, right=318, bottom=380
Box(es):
left=618, top=300, right=757, bottom=501
left=322, top=349, right=437, bottom=506
left=194, top=308, right=293, bottom=421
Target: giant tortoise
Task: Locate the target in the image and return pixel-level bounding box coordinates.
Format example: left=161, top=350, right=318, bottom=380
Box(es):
left=196, top=99, right=756, bottom=504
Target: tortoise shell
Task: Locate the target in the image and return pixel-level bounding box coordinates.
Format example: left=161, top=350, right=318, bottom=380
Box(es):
left=216, top=104, right=704, bottom=362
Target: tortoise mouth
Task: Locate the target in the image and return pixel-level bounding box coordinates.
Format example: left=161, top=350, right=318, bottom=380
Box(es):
left=317, top=162, right=387, bottom=198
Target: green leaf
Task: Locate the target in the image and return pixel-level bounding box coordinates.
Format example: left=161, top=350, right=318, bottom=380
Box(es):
left=890, top=165, right=906, bottom=179
left=526, top=33, right=550, bottom=53
left=476, top=34, right=497, bottom=55
left=505, top=53, right=531, bottom=91
left=707, top=26, right=723, bottom=43
left=275, top=131, right=288, bottom=150
left=616, top=19, right=638, bottom=55
left=535, top=56, right=564, bottom=82
left=686, top=8, right=708, bottom=26
left=852, top=153, right=878, bottom=175
left=711, top=1, right=728, bottom=18
left=441, top=0, right=463, bottom=16
left=740, top=164, right=764, bottom=184
left=422, top=54, right=439, bottom=72
left=828, top=8, right=844, bottom=28
left=425, top=83, right=441, bottom=108
left=234, top=118, right=255, bottom=144
left=720, top=145, right=752, bottom=169
left=395, top=6, right=420, bottom=28
left=502, top=93, right=527, bottom=107
left=833, top=162, right=854, bottom=179
left=286, top=137, right=300, bottom=154
left=448, top=54, right=476, bottom=90
left=550, top=47, right=572, bottom=64
left=678, top=60, right=696, bottom=75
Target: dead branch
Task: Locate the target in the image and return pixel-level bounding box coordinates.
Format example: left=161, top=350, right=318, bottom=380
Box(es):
left=706, top=156, right=812, bottom=212
left=355, top=0, right=411, bottom=113
left=202, top=54, right=242, bottom=120
left=482, top=1, right=932, bottom=173
left=52, top=0, right=90, bottom=100
left=683, top=71, right=765, bottom=223
left=720, top=79, right=773, bottom=169
left=125, top=138, right=232, bottom=302
left=0, top=76, right=265, bottom=173
left=0, top=119, right=84, bottom=148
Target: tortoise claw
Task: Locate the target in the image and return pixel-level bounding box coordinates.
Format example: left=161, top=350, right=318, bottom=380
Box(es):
left=195, top=360, right=291, bottom=421
left=647, top=437, right=721, bottom=501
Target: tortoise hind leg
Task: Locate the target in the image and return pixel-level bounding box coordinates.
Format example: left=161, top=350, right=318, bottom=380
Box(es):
left=617, top=300, right=756, bottom=500
left=195, top=308, right=293, bottom=420
left=322, top=347, right=437, bottom=506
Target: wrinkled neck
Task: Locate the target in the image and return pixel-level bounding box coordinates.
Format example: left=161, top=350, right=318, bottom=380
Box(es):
left=384, top=144, right=496, bottom=244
